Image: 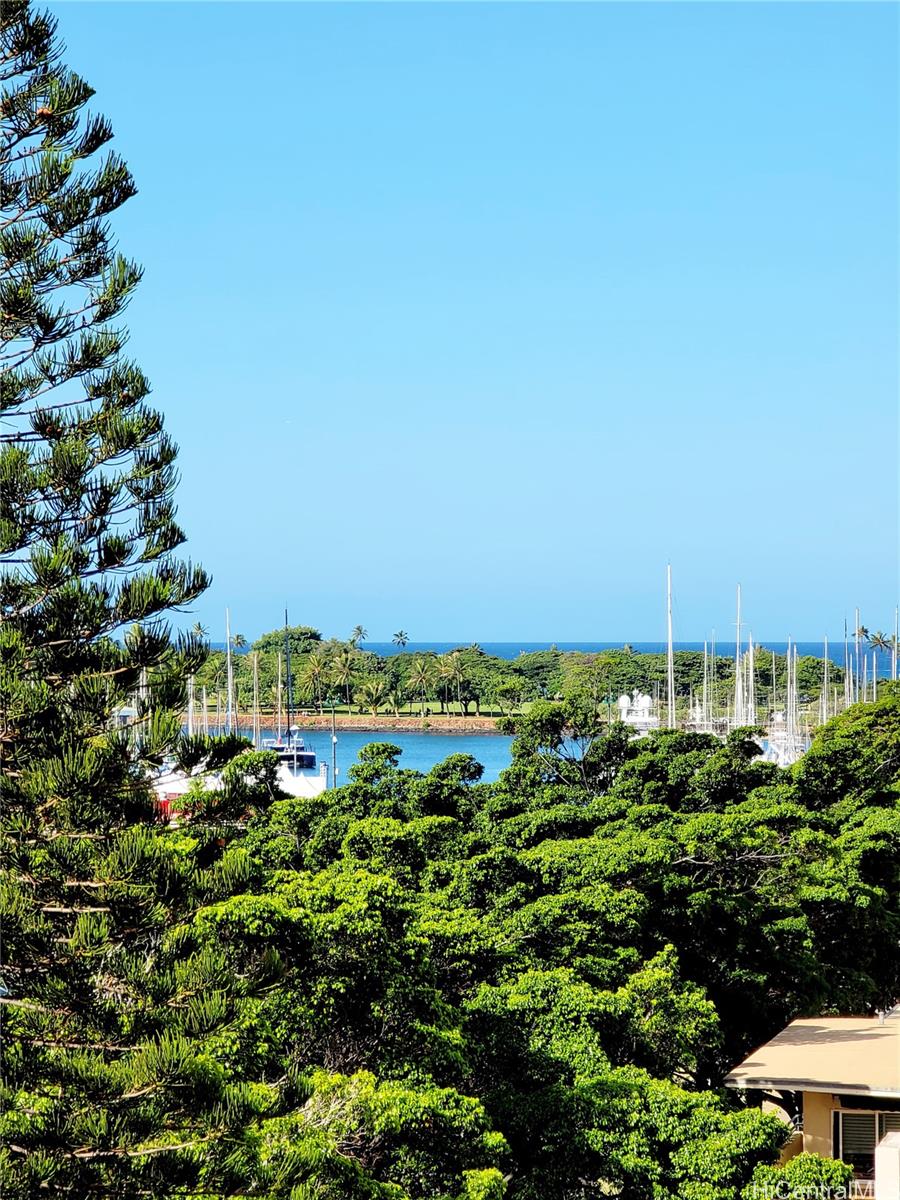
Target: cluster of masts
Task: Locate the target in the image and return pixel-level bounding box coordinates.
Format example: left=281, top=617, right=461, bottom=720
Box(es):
left=663, top=568, right=898, bottom=766
left=181, top=610, right=334, bottom=786
left=185, top=608, right=301, bottom=744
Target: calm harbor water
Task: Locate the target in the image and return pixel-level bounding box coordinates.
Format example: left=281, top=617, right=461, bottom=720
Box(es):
left=277, top=729, right=515, bottom=785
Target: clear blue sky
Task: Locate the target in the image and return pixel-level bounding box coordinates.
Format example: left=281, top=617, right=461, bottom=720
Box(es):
left=58, top=2, right=898, bottom=642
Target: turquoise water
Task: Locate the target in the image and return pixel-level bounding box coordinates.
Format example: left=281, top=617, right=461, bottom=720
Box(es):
left=287, top=729, right=515, bottom=785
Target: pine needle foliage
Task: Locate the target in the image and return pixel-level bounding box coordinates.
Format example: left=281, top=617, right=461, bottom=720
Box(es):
left=0, top=5, right=258, bottom=1196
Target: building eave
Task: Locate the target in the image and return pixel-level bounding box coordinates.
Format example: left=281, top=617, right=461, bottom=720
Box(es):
left=726, top=1077, right=900, bottom=1100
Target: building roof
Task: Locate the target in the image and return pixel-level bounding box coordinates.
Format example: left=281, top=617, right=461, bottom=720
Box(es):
left=726, top=1015, right=900, bottom=1099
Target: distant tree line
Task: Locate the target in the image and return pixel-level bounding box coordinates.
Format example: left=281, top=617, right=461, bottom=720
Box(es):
left=192, top=624, right=849, bottom=722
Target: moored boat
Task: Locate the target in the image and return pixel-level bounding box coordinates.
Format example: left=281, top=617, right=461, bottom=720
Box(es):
left=262, top=732, right=316, bottom=769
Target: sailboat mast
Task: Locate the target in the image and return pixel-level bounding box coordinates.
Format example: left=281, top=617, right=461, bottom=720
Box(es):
left=276, top=652, right=283, bottom=740
left=225, top=608, right=234, bottom=735
left=284, top=609, right=294, bottom=742
left=733, top=584, right=743, bottom=726
left=202, top=685, right=209, bottom=736
left=702, top=640, right=709, bottom=728
left=711, top=630, right=717, bottom=722
left=187, top=675, right=194, bottom=737
left=894, top=606, right=899, bottom=682
left=793, top=644, right=800, bottom=741
left=331, top=703, right=338, bottom=790
left=786, top=637, right=793, bottom=737
left=666, top=564, right=675, bottom=729
left=252, top=652, right=260, bottom=748
left=854, top=607, right=861, bottom=703
left=843, top=618, right=850, bottom=709
left=821, top=636, right=829, bottom=724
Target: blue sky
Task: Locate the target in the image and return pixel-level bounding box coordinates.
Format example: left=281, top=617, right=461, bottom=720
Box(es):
left=58, top=2, right=898, bottom=642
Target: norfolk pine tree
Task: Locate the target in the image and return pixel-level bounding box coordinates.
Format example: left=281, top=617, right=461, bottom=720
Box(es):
left=0, top=4, right=266, bottom=1195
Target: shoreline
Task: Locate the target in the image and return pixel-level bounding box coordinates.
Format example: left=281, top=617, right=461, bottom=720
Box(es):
left=184, top=713, right=507, bottom=735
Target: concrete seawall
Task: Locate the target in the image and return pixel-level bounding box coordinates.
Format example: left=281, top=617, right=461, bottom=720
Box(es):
left=182, top=713, right=506, bottom=735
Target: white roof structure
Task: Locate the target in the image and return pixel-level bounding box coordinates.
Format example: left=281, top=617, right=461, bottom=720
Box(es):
left=726, top=1014, right=900, bottom=1099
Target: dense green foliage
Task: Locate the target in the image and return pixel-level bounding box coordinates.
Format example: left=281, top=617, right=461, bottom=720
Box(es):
left=9, top=680, right=900, bottom=1196
left=0, top=5, right=244, bottom=1195
left=745, top=1153, right=854, bottom=1200
left=3, top=6, right=899, bottom=1198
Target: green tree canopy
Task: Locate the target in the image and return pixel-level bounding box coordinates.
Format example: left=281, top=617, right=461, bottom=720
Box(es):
left=251, top=623, right=322, bottom=658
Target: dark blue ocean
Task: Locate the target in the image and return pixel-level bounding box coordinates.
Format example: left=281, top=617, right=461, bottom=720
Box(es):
left=215, top=640, right=895, bottom=676
left=365, top=641, right=895, bottom=676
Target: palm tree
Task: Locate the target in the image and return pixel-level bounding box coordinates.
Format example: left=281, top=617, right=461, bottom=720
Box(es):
left=356, top=677, right=387, bottom=717
left=231, top=633, right=247, bottom=650
left=867, top=631, right=891, bottom=701
left=392, top=630, right=409, bottom=650
left=294, top=674, right=315, bottom=709
left=448, top=651, right=467, bottom=717
left=191, top=621, right=208, bottom=638
left=385, top=687, right=406, bottom=716
left=407, top=657, right=434, bottom=719
left=331, top=647, right=357, bottom=708
left=349, top=625, right=368, bottom=648
left=301, top=646, right=329, bottom=714
left=436, top=654, right=455, bottom=716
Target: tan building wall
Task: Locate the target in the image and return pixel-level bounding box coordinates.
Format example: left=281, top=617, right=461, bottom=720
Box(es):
left=803, top=1091, right=835, bottom=1158
left=779, top=1130, right=803, bottom=1164
left=761, top=1099, right=802, bottom=1164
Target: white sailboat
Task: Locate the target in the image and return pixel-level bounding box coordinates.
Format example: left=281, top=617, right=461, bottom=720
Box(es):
left=261, top=613, right=316, bottom=768
left=763, top=638, right=809, bottom=767
left=733, top=585, right=744, bottom=726
left=276, top=651, right=283, bottom=741
left=746, top=634, right=756, bottom=726
left=699, top=639, right=710, bottom=729
left=819, top=637, right=829, bottom=726
left=252, top=652, right=261, bottom=748
left=710, top=631, right=718, bottom=725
